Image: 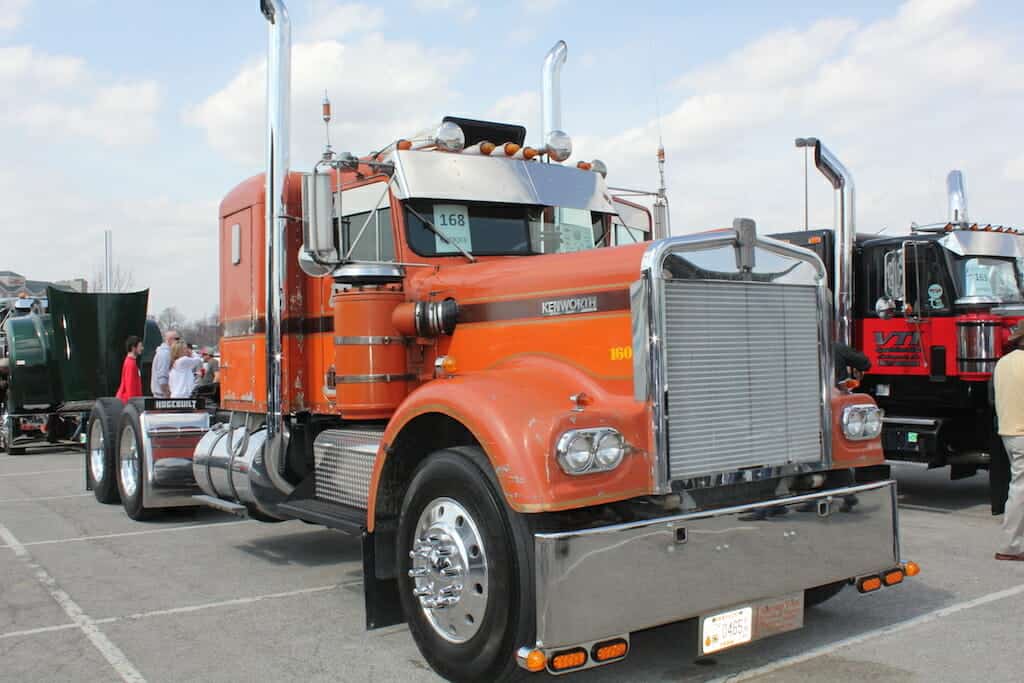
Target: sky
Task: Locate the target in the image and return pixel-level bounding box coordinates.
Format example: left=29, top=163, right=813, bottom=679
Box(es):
left=2, top=0, right=1023, bottom=320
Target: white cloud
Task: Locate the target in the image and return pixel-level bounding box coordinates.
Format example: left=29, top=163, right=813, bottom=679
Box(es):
left=307, top=1, right=385, bottom=40
left=487, top=90, right=539, bottom=129
left=0, top=45, right=161, bottom=146
left=523, top=0, right=564, bottom=13
left=0, top=0, right=29, bottom=31
left=186, top=35, right=466, bottom=169
left=413, top=0, right=478, bottom=23
left=578, top=0, right=1024, bottom=235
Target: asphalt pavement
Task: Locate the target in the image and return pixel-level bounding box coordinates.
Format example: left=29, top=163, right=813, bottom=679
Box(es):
left=1, top=449, right=1022, bottom=682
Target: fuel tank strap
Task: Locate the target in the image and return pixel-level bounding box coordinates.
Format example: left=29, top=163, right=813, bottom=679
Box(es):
left=333, top=336, right=407, bottom=346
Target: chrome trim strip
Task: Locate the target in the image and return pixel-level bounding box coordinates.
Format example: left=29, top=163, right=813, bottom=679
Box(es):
left=335, top=373, right=416, bottom=384
left=332, top=335, right=406, bottom=346
left=534, top=481, right=899, bottom=648
left=882, top=416, right=939, bottom=427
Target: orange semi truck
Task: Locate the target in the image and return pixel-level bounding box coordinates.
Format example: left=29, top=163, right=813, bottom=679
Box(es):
left=83, top=2, right=914, bottom=679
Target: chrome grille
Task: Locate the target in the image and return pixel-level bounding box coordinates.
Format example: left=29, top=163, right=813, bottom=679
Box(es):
left=313, top=428, right=381, bottom=508
left=663, top=280, right=822, bottom=481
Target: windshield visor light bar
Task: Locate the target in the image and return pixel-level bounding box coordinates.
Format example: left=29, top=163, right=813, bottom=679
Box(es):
left=556, top=428, right=626, bottom=475
left=842, top=405, right=883, bottom=440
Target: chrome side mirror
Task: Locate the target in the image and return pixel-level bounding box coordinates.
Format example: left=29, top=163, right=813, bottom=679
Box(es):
left=301, top=171, right=337, bottom=263
left=875, top=296, right=896, bottom=319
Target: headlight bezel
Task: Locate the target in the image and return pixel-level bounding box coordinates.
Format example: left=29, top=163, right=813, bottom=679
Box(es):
left=842, top=404, right=884, bottom=440
left=556, top=427, right=627, bottom=476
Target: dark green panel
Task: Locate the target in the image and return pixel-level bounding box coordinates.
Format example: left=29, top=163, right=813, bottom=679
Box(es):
left=47, top=288, right=149, bottom=402
left=4, top=314, right=57, bottom=413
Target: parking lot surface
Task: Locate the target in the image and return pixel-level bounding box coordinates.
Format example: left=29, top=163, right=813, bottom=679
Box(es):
left=2, top=449, right=1023, bottom=682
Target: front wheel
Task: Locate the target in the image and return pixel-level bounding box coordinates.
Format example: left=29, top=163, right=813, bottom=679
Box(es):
left=396, top=447, right=534, bottom=682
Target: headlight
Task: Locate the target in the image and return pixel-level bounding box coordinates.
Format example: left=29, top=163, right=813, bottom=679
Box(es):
left=842, top=405, right=884, bottom=440
left=556, top=428, right=627, bottom=475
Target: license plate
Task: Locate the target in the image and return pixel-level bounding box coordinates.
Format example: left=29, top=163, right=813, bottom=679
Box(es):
left=700, top=592, right=804, bottom=656
left=700, top=607, right=752, bottom=654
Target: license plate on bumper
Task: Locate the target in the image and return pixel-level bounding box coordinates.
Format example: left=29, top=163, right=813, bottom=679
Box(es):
left=700, top=592, right=804, bottom=655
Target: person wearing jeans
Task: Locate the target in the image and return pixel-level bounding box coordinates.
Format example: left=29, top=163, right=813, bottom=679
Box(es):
left=994, top=322, right=1024, bottom=561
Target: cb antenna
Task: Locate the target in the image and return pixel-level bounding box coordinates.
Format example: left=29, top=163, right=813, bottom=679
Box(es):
left=321, top=90, right=333, bottom=160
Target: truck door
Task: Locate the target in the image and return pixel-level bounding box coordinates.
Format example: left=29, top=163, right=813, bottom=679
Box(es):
left=219, top=208, right=258, bottom=406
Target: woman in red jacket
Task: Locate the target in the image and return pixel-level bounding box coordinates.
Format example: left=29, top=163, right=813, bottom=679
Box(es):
left=115, top=335, right=144, bottom=402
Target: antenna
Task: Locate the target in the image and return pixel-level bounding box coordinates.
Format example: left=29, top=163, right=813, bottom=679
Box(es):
left=321, top=90, right=333, bottom=160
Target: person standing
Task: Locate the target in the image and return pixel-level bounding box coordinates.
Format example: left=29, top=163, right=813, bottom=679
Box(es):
left=151, top=330, right=177, bottom=398
left=115, top=336, right=144, bottom=403
left=994, top=322, right=1024, bottom=561
left=169, top=340, right=203, bottom=398
left=198, top=348, right=219, bottom=386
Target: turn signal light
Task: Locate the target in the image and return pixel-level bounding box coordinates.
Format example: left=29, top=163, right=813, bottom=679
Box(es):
left=883, top=569, right=904, bottom=586
left=857, top=576, right=882, bottom=593
left=518, top=648, right=546, bottom=673
left=903, top=561, right=921, bottom=577
left=550, top=648, right=587, bottom=672
left=592, top=639, right=628, bottom=662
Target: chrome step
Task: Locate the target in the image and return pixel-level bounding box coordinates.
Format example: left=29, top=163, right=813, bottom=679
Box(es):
left=192, top=494, right=248, bottom=516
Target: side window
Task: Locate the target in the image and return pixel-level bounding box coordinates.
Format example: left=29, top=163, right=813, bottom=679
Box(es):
left=339, top=183, right=394, bottom=262
left=905, top=243, right=949, bottom=314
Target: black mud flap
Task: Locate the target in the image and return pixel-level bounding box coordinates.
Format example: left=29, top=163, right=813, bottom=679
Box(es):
left=363, top=527, right=404, bottom=630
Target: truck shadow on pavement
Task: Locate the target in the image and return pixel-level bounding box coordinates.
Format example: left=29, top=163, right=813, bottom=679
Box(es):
left=891, top=463, right=992, bottom=514
left=236, top=525, right=363, bottom=569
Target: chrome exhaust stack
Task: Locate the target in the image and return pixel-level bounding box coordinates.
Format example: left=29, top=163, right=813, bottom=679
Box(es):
left=947, top=170, right=969, bottom=227
left=797, top=137, right=855, bottom=348
left=541, top=40, right=571, bottom=162
left=259, top=0, right=294, bottom=498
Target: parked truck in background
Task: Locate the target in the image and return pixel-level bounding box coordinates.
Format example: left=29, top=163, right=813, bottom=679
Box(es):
left=82, top=3, right=915, bottom=680
left=774, top=139, right=1022, bottom=498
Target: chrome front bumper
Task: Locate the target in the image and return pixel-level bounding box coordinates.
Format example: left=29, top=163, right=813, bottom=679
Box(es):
left=534, top=480, right=899, bottom=649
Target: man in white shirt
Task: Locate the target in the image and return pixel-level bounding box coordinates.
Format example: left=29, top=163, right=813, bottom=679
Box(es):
left=150, top=330, right=177, bottom=398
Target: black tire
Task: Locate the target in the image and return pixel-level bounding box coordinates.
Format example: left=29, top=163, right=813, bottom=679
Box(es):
left=116, top=404, right=153, bottom=521
left=86, top=399, right=122, bottom=503
left=3, top=417, right=26, bottom=455
left=805, top=580, right=847, bottom=608
left=397, top=447, right=534, bottom=683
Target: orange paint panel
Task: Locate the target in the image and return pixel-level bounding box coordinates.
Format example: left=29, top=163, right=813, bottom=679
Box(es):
left=830, top=390, right=885, bottom=469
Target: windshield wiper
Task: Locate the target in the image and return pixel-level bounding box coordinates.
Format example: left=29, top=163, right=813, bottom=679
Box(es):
left=406, top=205, right=476, bottom=263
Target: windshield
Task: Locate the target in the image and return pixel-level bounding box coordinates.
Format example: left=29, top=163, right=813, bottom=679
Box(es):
left=952, top=256, right=1024, bottom=304
left=404, top=200, right=607, bottom=257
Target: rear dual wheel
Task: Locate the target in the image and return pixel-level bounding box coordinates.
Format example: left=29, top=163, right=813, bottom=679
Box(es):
left=396, top=447, right=534, bottom=682
left=116, top=404, right=152, bottom=521
left=86, top=399, right=122, bottom=502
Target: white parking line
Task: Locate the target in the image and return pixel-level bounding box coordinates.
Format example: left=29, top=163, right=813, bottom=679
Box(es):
left=0, top=467, right=81, bottom=478
left=0, top=583, right=358, bottom=641
left=0, top=521, right=146, bottom=682
left=20, top=519, right=253, bottom=548
left=708, top=581, right=1024, bottom=682
left=0, top=493, right=92, bottom=504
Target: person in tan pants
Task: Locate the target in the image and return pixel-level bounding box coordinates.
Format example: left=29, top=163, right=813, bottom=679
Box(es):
left=994, top=322, right=1024, bottom=561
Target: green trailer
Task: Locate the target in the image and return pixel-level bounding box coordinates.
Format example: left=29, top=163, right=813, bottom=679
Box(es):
left=0, top=287, right=159, bottom=454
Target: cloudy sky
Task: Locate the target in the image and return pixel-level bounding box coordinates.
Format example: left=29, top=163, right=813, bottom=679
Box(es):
left=2, top=0, right=1022, bottom=319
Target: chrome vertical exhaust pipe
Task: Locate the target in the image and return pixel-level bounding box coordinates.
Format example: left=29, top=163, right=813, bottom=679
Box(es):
left=259, top=0, right=294, bottom=497
left=541, top=41, right=571, bottom=162
left=797, top=137, right=855, bottom=348
left=947, top=170, right=969, bottom=226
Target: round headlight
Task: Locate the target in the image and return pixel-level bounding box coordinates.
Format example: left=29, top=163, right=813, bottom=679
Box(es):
left=843, top=408, right=865, bottom=439
left=594, top=431, right=625, bottom=470
left=559, top=434, right=594, bottom=474
left=545, top=130, right=572, bottom=162
left=863, top=408, right=882, bottom=438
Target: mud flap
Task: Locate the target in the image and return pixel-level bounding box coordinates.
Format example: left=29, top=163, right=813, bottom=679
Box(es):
left=363, top=526, right=404, bottom=630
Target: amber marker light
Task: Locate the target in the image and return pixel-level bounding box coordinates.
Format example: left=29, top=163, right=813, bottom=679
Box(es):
left=396, top=139, right=412, bottom=150
left=480, top=141, right=496, bottom=155
left=550, top=648, right=587, bottom=672
left=576, top=161, right=592, bottom=170
left=857, top=576, right=882, bottom=593
left=903, top=561, right=921, bottom=577
left=503, top=142, right=521, bottom=155
left=517, top=648, right=546, bottom=673
left=883, top=569, right=904, bottom=586
left=523, top=146, right=540, bottom=160
left=592, top=639, right=628, bottom=663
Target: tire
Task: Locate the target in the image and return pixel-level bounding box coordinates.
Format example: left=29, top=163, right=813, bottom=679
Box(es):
left=86, top=399, right=122, bottom=503
left=3, top=416, right=26, bottom=455
left=396, top=447, right=534, bottom=683
left=116, top=404, right=153, bottom=521
left=805, top=580, right=847, bottom=608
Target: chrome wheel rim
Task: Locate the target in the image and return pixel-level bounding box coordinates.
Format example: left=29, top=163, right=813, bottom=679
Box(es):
left=89, top=420, right=105, bottom=481
left=409, top=497, right=488, bottom=643
left=118, top=426, right=139, bottom=498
